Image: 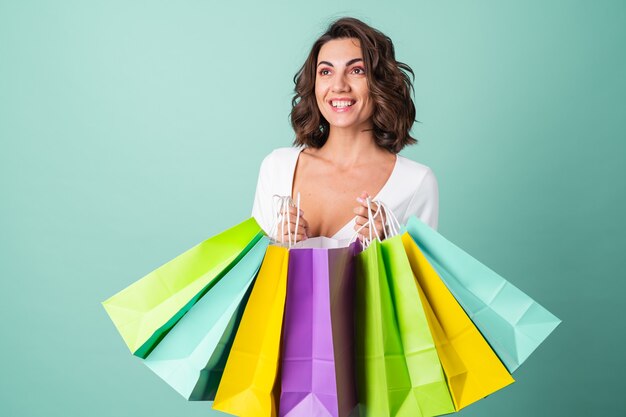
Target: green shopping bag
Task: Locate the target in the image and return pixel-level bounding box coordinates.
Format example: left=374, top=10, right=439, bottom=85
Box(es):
left=102, top=217, right=263, bottom=358
left=355, top=235, right=455, bottom=417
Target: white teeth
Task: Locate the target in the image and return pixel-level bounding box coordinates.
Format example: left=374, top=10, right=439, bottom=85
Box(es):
left=331, top=100, right=355, bottom=108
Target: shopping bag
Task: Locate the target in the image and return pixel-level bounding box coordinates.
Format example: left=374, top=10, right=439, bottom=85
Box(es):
left=355, top=235, right=455, bottom=417
left=102, top=217, right=263, bottom=358
left=279, top=241, right=360, bottom=417
left=212, top=244, right=290, bottom=417
left=141, top=236, right=270, bottom=400
left=402, top=233, right=514, bottom=410
left=406, top=216, right=561, bottom=372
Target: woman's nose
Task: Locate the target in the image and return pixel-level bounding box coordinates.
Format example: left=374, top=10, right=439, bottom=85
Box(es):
left=332, top=73, right=349, bottom=92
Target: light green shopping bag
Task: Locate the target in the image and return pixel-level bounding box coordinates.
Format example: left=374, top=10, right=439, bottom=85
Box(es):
left=355, top=235, right=455, bottom=417
left=102, top=217, right=263, bottom=358
left=142, top=236, right=270, bottom=400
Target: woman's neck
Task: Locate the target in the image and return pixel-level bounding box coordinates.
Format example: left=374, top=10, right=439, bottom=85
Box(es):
left=316, top=126, right=388, bottom=168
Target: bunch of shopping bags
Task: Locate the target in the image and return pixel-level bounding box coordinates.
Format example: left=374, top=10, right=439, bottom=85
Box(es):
left=102, top=204, right=560, bottom=417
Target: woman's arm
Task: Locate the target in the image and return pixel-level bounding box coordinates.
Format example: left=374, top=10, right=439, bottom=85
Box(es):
left=405, top=168, right=439, bottom=230
left=251, top=154, right=274, bottom=235
left=251, top=151, right=309, bottom=241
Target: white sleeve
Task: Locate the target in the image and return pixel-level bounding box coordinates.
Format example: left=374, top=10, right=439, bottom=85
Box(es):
left=251, top=154, right=274, bottom=235
left=405, top=168, right=439, bottom=230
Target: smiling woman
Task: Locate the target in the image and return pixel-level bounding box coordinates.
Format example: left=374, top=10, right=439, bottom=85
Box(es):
left=251, top=17, right=438, bottom=243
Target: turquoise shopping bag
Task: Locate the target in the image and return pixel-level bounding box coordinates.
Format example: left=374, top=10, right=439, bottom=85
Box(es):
left=406, top=216, right=561, bottom=372
left=142, top=236, right=269, bottom=400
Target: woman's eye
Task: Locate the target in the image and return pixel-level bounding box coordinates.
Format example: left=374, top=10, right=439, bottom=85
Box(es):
left=318, top=67, right=365, bottom=76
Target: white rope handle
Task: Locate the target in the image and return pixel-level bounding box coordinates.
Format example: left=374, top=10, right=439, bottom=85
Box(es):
left=294, top=192, right=300, bottom=246
left=269, top=193, right=301, bottom=248
left=366, top=197, right=378, bottom=244
left=349, top=197, right=400, bottom=249
left=349, top=197, right=381, bottom=248
left=377, top=200, right=401, bottom=236
left=269, top=195, right=287, bottom=244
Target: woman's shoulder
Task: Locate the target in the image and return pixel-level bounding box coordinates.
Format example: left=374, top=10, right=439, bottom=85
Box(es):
left=261, top=146, right=303, bottom=166
left=256, top=146, right=303, bottom=191
left=395, top=154, right=436, bottom=184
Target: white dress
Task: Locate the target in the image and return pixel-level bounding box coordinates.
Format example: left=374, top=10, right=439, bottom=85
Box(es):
left=251, top=147, right=439, bottom=241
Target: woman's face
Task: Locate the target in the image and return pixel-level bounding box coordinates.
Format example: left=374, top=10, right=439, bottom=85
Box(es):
left=315, top=38, right=374, bottom=132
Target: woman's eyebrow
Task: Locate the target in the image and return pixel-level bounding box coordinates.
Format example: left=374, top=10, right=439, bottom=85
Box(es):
left=317, top=58, right=363, bottom=67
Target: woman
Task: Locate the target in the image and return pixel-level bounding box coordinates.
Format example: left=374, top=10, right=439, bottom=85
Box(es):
left=252, top=17, right=438, bottom=244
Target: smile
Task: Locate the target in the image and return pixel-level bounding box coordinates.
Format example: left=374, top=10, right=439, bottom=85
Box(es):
left=329, top=99, right=356, bottom=112
left=331, top=100, right=355, bottom=108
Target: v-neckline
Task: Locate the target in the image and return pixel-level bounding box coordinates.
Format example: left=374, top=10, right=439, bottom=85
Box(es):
left=288, top=147, right=400, bottom=239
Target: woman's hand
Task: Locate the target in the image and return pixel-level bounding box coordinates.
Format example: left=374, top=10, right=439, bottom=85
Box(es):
left=276, top=204, right=309, bottom=243
left=354, top=191, right=387, bottom=241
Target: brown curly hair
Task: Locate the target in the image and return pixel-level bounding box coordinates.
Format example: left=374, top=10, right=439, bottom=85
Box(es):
left=290, top=17, right=418, bottom=154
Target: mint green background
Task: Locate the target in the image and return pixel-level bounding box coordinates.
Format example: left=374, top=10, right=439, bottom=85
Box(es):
left=1, top=1, right=624, bottom=416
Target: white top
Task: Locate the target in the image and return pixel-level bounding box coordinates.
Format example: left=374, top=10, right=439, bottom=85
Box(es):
left=251, top=147, right=439, bottom=241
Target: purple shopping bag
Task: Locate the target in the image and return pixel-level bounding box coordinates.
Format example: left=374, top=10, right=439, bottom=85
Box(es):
left=279, top=241, right=360, bottom=417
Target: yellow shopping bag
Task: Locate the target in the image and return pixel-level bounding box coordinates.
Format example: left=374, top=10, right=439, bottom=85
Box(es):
left=402, top=234, right=515, bottom=410
left=212, top=244, right=290, bottom=417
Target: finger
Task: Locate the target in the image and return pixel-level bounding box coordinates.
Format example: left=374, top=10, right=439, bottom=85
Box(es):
left=277, top=214, right=307, bottom=228
left=355, top=197, right=379, bottom=214
left=294, top=224, right=308, bottom=235
left=354, top=215, right=368, bottom=226
left=355, top=195, right=368, bottom=208
left=297, top=216, right=309, bottom=228
left=279, top=225, right=307, bottom=236
left=281, top=206, right=303, bottom=216
left=370, top=223, right=384, bottom=237
left=280, top=223, right=307, bottom=235
left=278, top=207, right=300, bottom=219
left=283, top=218, right=308, bottom=231
left=371, top=214, right=385, bottom=226
left=357, top=191, right=373, bottom=202
left=353, top=205, right=369, bottom=217
left=357, top=223, right=385, bottom=238
left=355, top=219, right=375, bottom=236
left=279, top=208, right=308, bottom=224
left=355, top=204, right=380, bottom=220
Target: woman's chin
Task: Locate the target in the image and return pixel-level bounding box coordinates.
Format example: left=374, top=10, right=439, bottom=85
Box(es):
left=327, top=118, right=370, bottom=131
